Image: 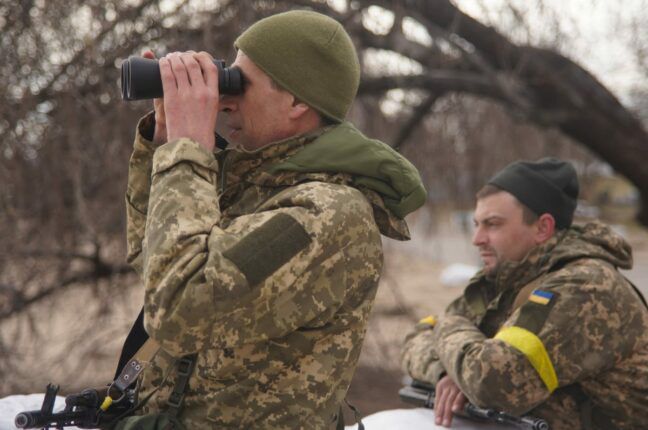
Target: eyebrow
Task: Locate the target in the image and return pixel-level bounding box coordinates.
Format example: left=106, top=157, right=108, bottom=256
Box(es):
left=474, top=215, right=505, bottom=224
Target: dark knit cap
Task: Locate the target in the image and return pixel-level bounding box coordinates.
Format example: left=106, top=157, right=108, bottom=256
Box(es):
left=488, top=158, right=579, bottom=229
left=234, top=10, right=360, bottom=122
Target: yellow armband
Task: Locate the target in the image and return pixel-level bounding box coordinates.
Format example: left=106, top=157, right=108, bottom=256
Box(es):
left=495, top=326, right=558, bottom=393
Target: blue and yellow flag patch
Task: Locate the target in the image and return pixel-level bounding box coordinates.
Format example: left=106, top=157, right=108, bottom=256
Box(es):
left=529, top=289, right=554, bottom=305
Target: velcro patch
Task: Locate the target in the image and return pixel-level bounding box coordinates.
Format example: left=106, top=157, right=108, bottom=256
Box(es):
left=223, top=213, right=312, bottom=286
left=515, top=290, right=558, bottom=334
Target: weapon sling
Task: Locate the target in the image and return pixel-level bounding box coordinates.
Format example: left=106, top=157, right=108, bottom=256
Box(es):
left=106, top=308, right=196, bottom=422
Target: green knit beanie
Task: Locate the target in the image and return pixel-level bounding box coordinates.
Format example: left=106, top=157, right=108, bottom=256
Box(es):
left=234, top=10, right=360, bottom=122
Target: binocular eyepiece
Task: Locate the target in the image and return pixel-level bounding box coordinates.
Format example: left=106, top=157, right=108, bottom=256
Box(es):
left=120, top=56, right=243, bottom=101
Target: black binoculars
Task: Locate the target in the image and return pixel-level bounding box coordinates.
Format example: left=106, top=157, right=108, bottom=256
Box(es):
left=120, top=56, right=243, bottom=101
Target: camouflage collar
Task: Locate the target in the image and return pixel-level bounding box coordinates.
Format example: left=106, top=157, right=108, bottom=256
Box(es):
left=489, top=221, right=632, bottom=293
left=492, top=231, right=565, bottom=294
left=218, top=122, right=421, bottom=241
left=465, top=221, right=633, bottom=319
left=219, top=126, right=333, bottom=189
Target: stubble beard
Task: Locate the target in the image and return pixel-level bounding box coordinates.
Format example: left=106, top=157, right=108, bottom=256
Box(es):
left=480, top=247, right=500, bottom=277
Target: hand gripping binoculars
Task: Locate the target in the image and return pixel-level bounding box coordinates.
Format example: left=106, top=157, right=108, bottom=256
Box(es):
left=120, top=56, right=243, bottom=101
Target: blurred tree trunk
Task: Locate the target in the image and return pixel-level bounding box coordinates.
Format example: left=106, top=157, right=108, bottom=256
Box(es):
left=354, top=0, right=648, bottom=225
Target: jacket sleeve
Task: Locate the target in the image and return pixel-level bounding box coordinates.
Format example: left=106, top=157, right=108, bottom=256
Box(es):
left=125, top=113, right=158, bottom=277
left=432, top=263, right=641, bottom=416
left=140, top=137, right=380, bottom=358
left=401, top=294, right=473, bottom=385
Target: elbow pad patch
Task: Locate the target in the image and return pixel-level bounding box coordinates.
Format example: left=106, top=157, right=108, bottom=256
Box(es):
left=223, top=213, right=312, bottom=286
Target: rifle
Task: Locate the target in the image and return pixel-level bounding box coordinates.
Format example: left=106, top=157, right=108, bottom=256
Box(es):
left=16, top=311, right=154, bottom=429
left=14, top=383, right=134, bottom=429
left=399, top=380, right=549, bottom=430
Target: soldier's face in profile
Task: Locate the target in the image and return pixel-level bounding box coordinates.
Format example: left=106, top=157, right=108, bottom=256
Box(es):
left=219, top=51, right=299, bottom=151
left=472, top=192, right=540, bottom=274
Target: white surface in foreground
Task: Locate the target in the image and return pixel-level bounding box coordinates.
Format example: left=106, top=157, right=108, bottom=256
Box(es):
left=345, top=408, right=519, bottom=430
left=0, top=394, right=82, bottom=430
left=1, top=396, right=517, bottom=430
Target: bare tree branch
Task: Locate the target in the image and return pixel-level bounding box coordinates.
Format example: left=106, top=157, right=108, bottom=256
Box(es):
left=365, top=0, right=648, bottom=224
left=359, top=72, right=503, bottom=100
left=0, top=264, right=132, bottom=322
left=392, top=92, right=443, bottom=151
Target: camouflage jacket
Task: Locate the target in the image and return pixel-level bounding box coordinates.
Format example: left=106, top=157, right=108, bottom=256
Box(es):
left=402, top=222, right=648, bottom=430
left=125, top=114, right=425, bottom=429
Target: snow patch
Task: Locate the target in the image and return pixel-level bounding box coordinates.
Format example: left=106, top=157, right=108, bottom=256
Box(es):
left=440, top=263, right=479, bottom=287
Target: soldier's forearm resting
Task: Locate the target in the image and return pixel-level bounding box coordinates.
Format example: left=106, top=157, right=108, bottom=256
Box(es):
left=431, top=315, right=550, bottom=415
left=402, top=325, right=446, bottom=384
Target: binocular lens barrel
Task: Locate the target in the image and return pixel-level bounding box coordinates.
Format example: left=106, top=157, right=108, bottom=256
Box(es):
left=120, top=56, right=243, bottom=101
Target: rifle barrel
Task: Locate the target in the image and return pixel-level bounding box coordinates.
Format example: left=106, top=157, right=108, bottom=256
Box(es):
left=400, top=384, right=550, bottom=430
left=15, top=410, right=50, bottom=429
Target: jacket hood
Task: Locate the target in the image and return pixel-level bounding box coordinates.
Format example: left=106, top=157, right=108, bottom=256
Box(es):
left=547, top=221, right=633, bottom=270
left=268, top=122, right=427, bottom=240
left=492, top=221, right=633, bottom=291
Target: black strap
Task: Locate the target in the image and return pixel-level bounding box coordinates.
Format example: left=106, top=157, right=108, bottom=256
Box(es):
left=335, top=405, right=345, bottom=430
left=215, top=133, right=229, bottom=150
left=166, top=354, right=197, bottom=418
left=110, top=309, right=196, bottom=421
left=579, top=395, right=594, bottom=430
left=624, top=276, right=648, bottom=309
left=114, top=308, right=149, bottom=381
left=335, top=398, right=364, bottom=430
left=560, top=384, right=593, bottom=430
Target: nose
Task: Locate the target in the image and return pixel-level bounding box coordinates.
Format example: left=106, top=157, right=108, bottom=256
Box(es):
left=472, top=225, right=486, bottom=247
left=219, top=94, right=237, bottom=112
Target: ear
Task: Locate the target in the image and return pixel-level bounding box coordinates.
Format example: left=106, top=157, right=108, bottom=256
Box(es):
left=288, top=98, right=311, bottom=120
left=535, top=213, right=556, bottom=244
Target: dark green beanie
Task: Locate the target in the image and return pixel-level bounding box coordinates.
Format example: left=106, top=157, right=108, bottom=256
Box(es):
left=234, top=10, right=360, bottom=122
left=488, top=158, right=579, bottom=229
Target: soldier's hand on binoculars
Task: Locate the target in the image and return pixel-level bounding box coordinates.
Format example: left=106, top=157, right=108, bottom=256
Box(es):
left=141, top=50, right=167, bottom=145
left=160, top=51, right=219, bottom=151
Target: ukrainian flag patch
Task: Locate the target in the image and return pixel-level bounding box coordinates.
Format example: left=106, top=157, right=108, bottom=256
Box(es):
left=529, top=289, right=554, bottom=305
